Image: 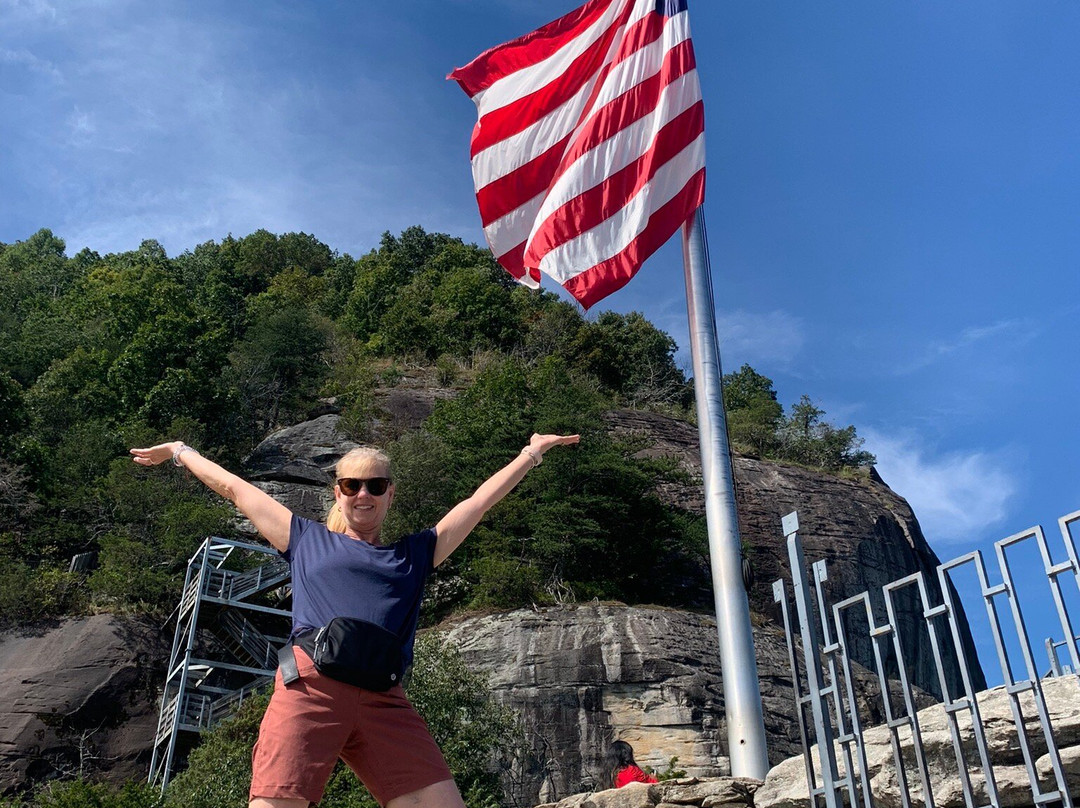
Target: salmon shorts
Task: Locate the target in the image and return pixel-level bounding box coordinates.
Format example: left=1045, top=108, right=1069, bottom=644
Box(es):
left=250, top=646, right=454, bottom=805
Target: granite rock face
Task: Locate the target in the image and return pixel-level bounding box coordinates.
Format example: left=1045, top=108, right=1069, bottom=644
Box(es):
left=439, top=604, right=931, bottom=807
left=0, top=615, right=167, bottom=793
left=240, top=413, right=356, bottom=528
left=606, top=408, right=986, bottom=698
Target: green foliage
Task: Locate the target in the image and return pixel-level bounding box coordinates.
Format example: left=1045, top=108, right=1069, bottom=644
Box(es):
left=435, top=355, right=459, bottom=386
left=0, top=222, right=867, bottom=635
left=0, top=561, right=87, bottom=628
left=407, top=633, right=518, bottom=806
left=778, top=395, right=876, bottom=470
left=647, top=756, right=687, bottom=782
left=86, top=461, right=235, bottom=614
left=226, top=299, right=331, bottom=433
left=569, top=311, right=690, bottom=408
left=334, top=364, right=380, bottom=442
left=722, top=366, right=875, bottom=471
left=27, top=349, right=118, bottom=445
left=346, top=231, right=523, bottom=359
left=0, top=371, right=28, bottom=448
left=382, top=431, right=455, bottom=539
left=722, top=364, right=783, bottom=457
left=0, top=779, right=160, bottom=808
left=426, top=356, right=709, bottom=610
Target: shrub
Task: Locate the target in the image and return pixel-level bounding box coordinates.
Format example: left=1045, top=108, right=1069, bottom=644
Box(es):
left=0, top=779, right=160, bottom=808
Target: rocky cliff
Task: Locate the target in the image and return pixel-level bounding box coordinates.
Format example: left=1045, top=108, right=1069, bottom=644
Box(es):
left=606, top=408, right=985, bottom=698
left=440, top=604, right=797, bottom=803
left=439, top=603, right=936, bottom=807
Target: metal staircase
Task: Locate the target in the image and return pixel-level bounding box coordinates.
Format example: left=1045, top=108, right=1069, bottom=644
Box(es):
left=148, top=537, right=292, bottom=793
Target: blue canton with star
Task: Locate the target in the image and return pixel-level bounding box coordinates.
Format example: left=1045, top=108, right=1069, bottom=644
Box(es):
left=655, top=0, right=688, bottom=16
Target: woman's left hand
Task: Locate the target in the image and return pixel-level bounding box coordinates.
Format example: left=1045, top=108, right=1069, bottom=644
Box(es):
left=527, top=433, right=580, bottom=460
left=130, top=441, right=184, bottom=467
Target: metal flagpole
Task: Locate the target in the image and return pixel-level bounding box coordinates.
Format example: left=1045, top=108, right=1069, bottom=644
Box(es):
left=681, top=207, right=770, bottom=779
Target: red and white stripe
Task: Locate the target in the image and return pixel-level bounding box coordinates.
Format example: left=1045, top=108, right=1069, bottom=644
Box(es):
left=450, top=0, right=705, bottom=309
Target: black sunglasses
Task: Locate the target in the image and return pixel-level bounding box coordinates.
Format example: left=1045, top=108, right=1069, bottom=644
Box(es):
left=336, top=477, right=391, bottom=497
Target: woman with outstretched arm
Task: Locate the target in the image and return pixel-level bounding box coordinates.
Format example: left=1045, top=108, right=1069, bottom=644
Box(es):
left=131, top=432, right=579, bottom=808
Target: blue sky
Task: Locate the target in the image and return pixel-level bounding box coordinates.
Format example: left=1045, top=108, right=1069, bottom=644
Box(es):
left=3, top=0, right=1079, bottom=683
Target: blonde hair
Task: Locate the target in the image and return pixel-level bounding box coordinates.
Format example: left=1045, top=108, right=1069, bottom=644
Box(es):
left=326, top=446, right=392, bottom=533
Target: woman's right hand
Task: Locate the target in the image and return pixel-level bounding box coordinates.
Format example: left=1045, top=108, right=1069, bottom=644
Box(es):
left=130, top=441, right=184, bottom=467
left=129, top=440, right=293, bottom=552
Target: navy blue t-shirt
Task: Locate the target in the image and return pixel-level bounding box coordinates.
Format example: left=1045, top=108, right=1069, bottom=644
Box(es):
left=283, top=515, right=436, bottom=670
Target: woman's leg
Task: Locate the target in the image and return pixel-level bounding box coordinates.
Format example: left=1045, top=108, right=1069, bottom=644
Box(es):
left=386, top=778, right=465, bottom=808
left=250, top=650, right=356, bottom=806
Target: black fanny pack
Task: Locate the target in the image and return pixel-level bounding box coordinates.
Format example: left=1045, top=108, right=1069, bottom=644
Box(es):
left=280, top=616, right=404, bottom=691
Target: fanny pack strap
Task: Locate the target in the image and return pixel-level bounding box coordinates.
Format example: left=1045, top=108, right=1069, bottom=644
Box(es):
left=278, top=643, right=302, bottom=685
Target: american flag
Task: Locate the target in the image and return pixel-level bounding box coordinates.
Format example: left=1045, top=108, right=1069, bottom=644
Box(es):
left=450, top=0, right=705, bottom=310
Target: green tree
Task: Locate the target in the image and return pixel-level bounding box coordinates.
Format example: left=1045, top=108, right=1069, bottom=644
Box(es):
left=26, top=349, right=118, bottom=444
left=0, top=371, right=28, bottom=453
left=344, top=228, right=454, bottom=343
left=517, top=292, right=583, bottom=361
left=226, top=300, right=331, bottom=435
left=0, top=230, right=85, bottom=385
left=569, top=312, right=688, bottom=407
left=215, top=230, right=333, bottom=297
left=87, top=459, right=235, bottom=614
left=778, top=395, right=875, bottom=470
left=427, top=255, right=522, bottom=357
left=426, top=357, right=708, bottom=609
left=722, top=364, right=783, bottom=457
left=0, top=229, right=72, bottom=313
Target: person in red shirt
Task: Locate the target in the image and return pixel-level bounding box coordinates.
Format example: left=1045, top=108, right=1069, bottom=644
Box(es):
left=605, top=741, right=659, bottom=789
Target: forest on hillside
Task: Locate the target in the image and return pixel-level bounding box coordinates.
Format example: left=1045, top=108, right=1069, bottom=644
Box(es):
left=0, top=226, right=873, bottom=627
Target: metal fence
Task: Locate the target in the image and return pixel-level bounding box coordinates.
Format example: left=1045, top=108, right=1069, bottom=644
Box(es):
left=772, top=509, right=1080, bottom=808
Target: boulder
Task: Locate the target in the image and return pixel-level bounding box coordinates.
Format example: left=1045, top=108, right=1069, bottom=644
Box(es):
left=245, top=413, right=356, bottom=484
left=240, top=414, right=358, bottom=532
left=538, top=777, right=760, bottom=808
left=0, top=615, right=168, bottom=793
left=755, top=674, right=1080, bottom=808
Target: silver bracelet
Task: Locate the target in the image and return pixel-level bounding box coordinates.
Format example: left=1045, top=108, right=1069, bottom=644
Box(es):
left=172, top=444, right=196, bottom=467
left=520, top=447, right=541, bottom=468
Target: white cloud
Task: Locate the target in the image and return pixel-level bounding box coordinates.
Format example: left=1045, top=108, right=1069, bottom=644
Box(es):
left=863, top=428, right=1019, bottom=545
left=64, top=105, right=95, bottom=144
left=896, top=317, right=1037, bottom=375
left=0, top=0, right=57, bottom=22
left=0, top=46, right=62, bottom=80
left=717, top=309, right=806, bottom=369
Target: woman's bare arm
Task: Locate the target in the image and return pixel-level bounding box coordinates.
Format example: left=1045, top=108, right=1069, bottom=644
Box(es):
left=130, top=442, right=293, bottom=552
left=433, top=433, right=579, bottom=566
